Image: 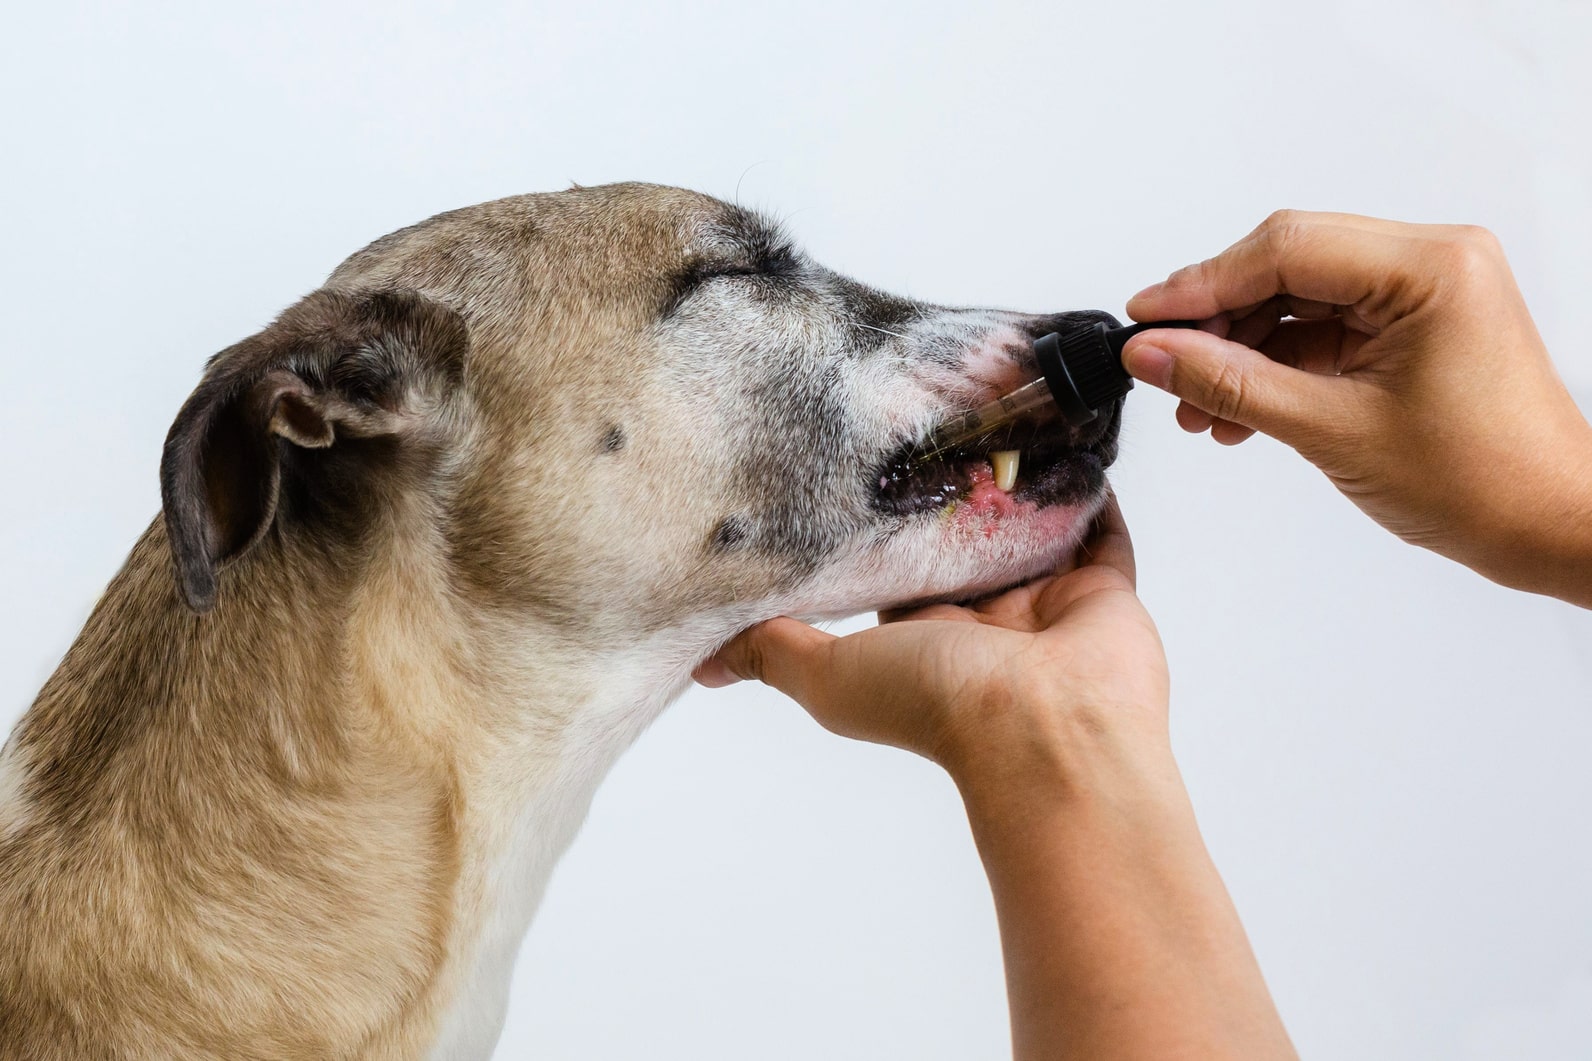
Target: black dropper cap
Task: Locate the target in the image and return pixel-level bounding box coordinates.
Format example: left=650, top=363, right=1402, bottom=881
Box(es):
left=1033, top=317, right=1200, bottom=426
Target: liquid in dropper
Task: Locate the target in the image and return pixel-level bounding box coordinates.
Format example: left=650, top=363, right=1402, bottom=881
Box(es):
left=909, top=378, right=1055, bottom=465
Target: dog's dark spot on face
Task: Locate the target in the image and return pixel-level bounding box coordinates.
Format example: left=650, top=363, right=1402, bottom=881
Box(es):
left=600, top=424, right=626, bottom=453
left=708, top=514, right=749, bottom=552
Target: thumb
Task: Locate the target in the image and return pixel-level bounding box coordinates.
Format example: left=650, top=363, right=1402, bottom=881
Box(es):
left=1121, top=327, right=1344, bottom=444
left=693, top=617, right=838, bottom=704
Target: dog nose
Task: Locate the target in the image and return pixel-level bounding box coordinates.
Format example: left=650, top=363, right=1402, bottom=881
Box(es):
left=1022, top=309, right=1123, bottom=343
left=1022, top=310, right=1129, bottom=450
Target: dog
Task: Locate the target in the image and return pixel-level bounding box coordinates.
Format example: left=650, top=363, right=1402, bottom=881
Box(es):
left=0, top=182, right=1122, bottom=1058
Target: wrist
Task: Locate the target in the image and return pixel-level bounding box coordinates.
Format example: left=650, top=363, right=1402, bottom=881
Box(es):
left=945, top=697, right=1188, bottom=843
left=1560, top=432, right=1592, bottom=600
left=936, top=655, right=1172, bottom=788
left=1476, top=425, right=1592, bottom=607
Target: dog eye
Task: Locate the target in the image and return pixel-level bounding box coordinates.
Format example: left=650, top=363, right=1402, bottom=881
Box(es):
left=661, top=246, right=799, bottom=319
left=698, top=262, right=762, bottom=281
left=698, top=244, right=798, bottom=282
left=759, top=244, right=799, bottom=277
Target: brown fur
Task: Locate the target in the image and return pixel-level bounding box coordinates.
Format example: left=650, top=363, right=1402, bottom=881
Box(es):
left=0, top=183, right=733, bottom=1058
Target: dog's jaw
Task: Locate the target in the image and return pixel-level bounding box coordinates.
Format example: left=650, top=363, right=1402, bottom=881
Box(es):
left=789, top=493, right=1109, bottom=621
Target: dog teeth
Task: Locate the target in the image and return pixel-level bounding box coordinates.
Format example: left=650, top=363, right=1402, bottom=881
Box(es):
left=990, top=450, right=1020, bottom=492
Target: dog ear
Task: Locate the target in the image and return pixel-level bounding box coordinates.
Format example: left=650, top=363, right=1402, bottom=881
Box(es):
left=159, top=288, right=468, bottom=612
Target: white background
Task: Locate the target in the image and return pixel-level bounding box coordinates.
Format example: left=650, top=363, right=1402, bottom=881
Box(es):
left=3, top=1, right=1590, bottom=1057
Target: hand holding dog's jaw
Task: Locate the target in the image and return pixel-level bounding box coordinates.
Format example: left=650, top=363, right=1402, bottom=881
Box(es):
left=696, top=494, right=1175, bottom=796
left=698, top=501, right=1298, bottom=1061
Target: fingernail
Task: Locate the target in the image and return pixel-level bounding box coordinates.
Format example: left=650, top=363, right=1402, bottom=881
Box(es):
left=692, top=658, right=742, bottom=688
left=1122, top=341, right=1174, bottom=390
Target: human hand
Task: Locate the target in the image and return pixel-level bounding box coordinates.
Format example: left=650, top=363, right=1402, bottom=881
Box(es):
left=694, top=495, right=1173, bottom=795
left=1123, top=211, right=1592, bottom=605
left=697, top=501, right=1296, bottom=1060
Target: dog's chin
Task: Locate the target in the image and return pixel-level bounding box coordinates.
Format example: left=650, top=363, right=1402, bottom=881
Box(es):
left=784, top=483, right=1109, bottom=624
left=879, top=484, right=1109, bottom=611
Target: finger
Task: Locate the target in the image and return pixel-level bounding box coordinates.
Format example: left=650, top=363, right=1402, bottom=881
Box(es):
left=1031, top=494, right=1140, bottom=619
left=692, top=656, right=744, bottom=688
left=878, top=602, right=979, bottom=624
left=1202, top=312, right=1234, bottom=340
left=1280, top=295, right=1342, bottom=320
left=699, top=617, right=838, bottom=705
left=1176, top=400, right=1215, bottom=433
left=1127, top=211, right=1435, bottom=327
left=1254, top=316, right=1355, bottom=376
left=1196, top=295, right=1338, bottom=354
left=1209, top=419, right=1257, bottom=445
left=1216, top=300, right=1269, bottom=327
left=1120, top=327, right=1347, bottom=442
left=1077, top=492, right=1136, bottom=587
left=1190, top=306, right=1356, bottom=381
left=965, top=579, right=1060, bottom=631
left=1224, top=301, right=1288, bottom=351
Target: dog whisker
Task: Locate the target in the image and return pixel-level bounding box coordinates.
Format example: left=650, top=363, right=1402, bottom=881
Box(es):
left=856, top=322, right=908, bottom=340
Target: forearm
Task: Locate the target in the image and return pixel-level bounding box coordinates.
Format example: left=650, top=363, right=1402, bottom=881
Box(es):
left=956, top=749, right=1296, bottom=1061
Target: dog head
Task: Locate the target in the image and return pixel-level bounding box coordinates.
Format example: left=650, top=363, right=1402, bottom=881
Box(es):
left=160, top=183, right=1121, bottom=643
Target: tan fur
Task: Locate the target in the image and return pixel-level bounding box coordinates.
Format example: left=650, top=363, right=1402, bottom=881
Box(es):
left=0, top=184, right=816, bottom=1058
left=2, top=527, right=454, bottom=1056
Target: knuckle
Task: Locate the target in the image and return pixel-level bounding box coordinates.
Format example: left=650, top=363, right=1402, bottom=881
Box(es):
left=1456, top=224, right=1501, bottom=253
left=1456, top=226, right=1505, bottom=274
left=1192, top=254, right=1224, bottom=288
left=1261, top=210, right=1307, bottom=261
left=1165, top=260, right=1207, bottom=289
left=1205, top=356, right=1253, bottom=423
left=1262, top=207, right=1304, bottom=233
left=1433, top=232, right=1498, bottom=287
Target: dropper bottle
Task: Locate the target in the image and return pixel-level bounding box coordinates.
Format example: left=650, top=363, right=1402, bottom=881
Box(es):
left=911, top=317, right=1199, bottom=463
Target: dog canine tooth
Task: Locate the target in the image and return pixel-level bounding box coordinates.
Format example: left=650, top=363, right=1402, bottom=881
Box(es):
left=991, top=450, right=1020, bottom=492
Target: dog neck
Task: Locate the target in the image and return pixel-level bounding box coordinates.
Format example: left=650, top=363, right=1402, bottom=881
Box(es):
left=2, top=515, right=707, bottom=1058
left=419, top=603, right=708, bottom=1058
